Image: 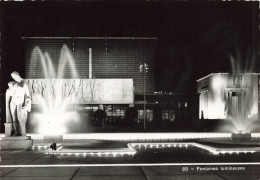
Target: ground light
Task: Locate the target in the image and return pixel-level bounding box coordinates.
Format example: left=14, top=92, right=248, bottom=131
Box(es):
left=50, top=143, right=57, bottom=150
left=42, top=142, right=260, bottom=156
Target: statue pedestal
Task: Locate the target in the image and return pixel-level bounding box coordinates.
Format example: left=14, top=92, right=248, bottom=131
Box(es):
left=4, top=123, right=13, bottom=137
left=0, top=136, right=33, bottom=150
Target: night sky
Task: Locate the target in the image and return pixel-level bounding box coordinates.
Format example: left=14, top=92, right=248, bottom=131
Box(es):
left=1, top=1, right=258, bottom=93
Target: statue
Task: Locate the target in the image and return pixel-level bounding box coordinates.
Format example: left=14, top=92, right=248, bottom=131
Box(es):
left=6, top=71, right=31, bottom=136
left=6, top=81, right=16, bottom=125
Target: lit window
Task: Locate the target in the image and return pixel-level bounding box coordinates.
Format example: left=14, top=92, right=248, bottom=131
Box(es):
left=162, top=110, right=175, bottom=121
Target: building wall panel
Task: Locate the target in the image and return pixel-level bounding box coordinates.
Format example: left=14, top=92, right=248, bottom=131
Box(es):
left=24, top=38, right=156, bottom=93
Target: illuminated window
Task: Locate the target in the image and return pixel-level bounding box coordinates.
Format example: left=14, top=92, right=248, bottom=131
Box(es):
left=102, top=105, right=128, bottom=125
left=162, top=110, right=175, bottom=121
left=138, top=109, right=153, bottom=120
left=138, top=110, right=144, bottom=120
left=146, top=109, right=153, bottom=121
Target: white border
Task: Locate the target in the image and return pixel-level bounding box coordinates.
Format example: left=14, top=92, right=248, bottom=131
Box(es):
left=2, top=133, right=260, bottom=140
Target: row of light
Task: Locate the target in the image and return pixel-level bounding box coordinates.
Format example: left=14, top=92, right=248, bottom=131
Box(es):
left=41, top=142, right=259, bottom=157
left=23, top=133, right=260, bottom=141
left=218, top=150, right=257, bottom=155
left=40, top=143, right=260, bottom=157
left=130, top=143, right=260, bottom=156
left=130, top=143, right=189, bottom=149
left=45, top=151, right=136, bottom=157
left=32, top=144, right=62, bottom=151
left=32, top=145, right=49, bottom=150
left=182, top=143, right=259, bottom=155
left=191, top=143, right=220, bottom=155
left=61, top=133, right=232, bottom=141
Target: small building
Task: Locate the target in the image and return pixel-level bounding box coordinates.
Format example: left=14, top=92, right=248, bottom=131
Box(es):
left=197, top=73, right=259, bottom=122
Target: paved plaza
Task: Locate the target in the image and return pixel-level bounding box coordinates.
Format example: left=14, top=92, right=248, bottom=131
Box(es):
left=1, top=165, right=260, bottom=180
left=1, top=139, right=260, bottom=180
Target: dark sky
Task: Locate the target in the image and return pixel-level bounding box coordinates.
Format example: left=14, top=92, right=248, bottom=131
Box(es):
left=1, top=1, right=258, bottom=93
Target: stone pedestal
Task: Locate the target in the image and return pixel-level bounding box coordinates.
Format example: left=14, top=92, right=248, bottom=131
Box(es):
left=4, top=123, right=13, bottom=137
left=0, top=136, right=33, bottom=150
left=231, top=133, right=252, bottom=141
left=43, top=135, right=63, bottom=143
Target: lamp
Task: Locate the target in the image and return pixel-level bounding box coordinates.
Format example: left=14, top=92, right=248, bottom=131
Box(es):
left=139, top=62, right=149, bottom=130
left=50, top=143, right=57, bottom=150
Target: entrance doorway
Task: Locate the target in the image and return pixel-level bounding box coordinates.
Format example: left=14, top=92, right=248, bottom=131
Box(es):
left=225, top=89, right=246, bottom=121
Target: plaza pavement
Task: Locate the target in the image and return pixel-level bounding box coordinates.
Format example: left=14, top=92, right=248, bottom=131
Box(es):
left=1, top=165, right=259, bottom=180
left=1, top=144, right=260, bottom=180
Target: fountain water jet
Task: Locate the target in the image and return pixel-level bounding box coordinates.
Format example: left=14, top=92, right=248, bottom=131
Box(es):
left=224, top=49, right=260, bottom=140
left=226, top=50, right=257, bottom=134
left=27, top=45, right=80, bottom=136
left=197, top=49, right=260, bottom=137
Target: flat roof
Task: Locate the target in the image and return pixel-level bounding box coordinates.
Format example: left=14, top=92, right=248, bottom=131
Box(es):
left=196, top=73, right=260, bottom=82
left=22, top=37, right=158, bottom=40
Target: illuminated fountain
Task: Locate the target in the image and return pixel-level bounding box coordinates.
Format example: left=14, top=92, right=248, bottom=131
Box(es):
left=227, top=52, right=258, bottom=140
left=25, top=44, right=134, bottom=141
left=25, top=45, right=79, bottom=139
left=222, top=72, right=256, bottom=135
left=197, top=50, right=260, bottom=140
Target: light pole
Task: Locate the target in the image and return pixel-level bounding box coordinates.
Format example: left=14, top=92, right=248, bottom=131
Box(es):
left=139, top=62, right=149, bottom=130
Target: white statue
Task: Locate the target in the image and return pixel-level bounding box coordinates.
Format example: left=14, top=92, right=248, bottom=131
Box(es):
left=6, top=71, right=31, bottom=136
left=6, top=81, right=16, bottom=124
